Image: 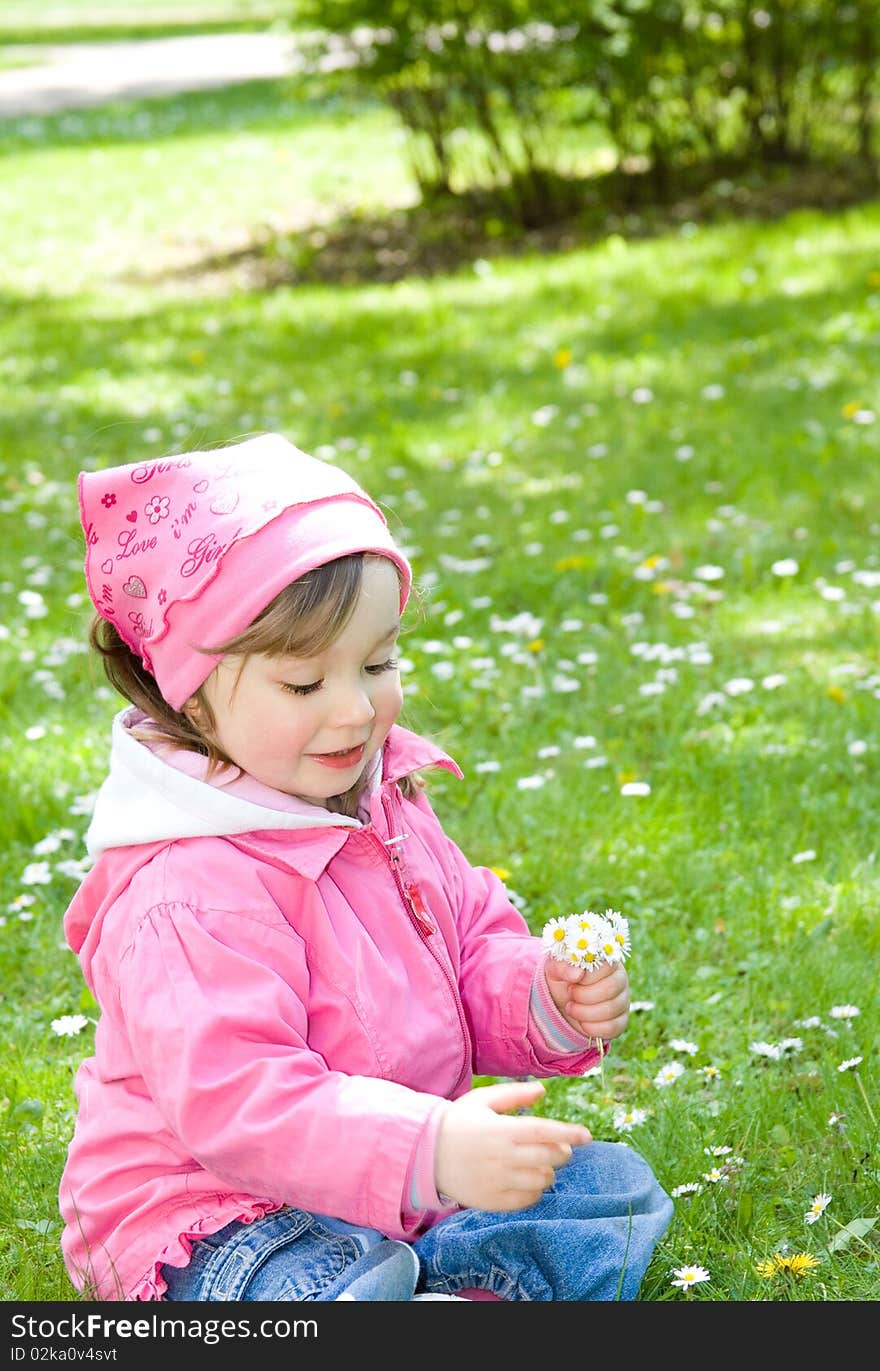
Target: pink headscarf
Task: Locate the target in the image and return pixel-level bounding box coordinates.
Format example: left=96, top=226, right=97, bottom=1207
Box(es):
left=78, top=433, right=412, bottom=710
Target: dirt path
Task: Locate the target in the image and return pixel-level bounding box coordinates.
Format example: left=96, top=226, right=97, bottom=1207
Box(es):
left=0, top=31, right=303, bottom=117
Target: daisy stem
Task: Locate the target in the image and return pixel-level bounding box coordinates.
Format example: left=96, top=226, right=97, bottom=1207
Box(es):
left=853, top=1070, right=877, bottom=1128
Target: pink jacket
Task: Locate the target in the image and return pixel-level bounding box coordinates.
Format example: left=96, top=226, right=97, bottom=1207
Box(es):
left=59, top=715, right=602, bottom=1300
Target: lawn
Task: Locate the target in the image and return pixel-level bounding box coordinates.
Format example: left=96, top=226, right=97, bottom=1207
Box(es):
left=0, top=1, right=293, bottom=44
left=0, top=66, right=878, bottom=1303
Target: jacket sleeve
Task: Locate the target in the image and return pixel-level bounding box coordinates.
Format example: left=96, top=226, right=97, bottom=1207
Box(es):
left=409, top=790, right=604, bottom=1078
left=116, top=893, right=449, bottom=1240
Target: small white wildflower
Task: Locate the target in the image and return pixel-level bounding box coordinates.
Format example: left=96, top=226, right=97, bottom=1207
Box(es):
left=670, top=1182, right=703, bottom=1198
left=791, top=849, right=816, bottom=864
left=620, top=781, right=651, bottom=796
left=613, top=1107, right=648, bottom=1133
left=653, top=1061, right=686, bottom=1087
left=21, top=861, right=52, bottom=886
left=50, top=1014, right=90, bottom=1037
left=837, top=1056, right=863, bottom=1072
left=669, top=1038, right=699, bottom=1056
left=829, top=1004, right=860, bottom=1020
left=805, top=1193, right=832, bottom=1225
left=749, top=1041, right=783, bottom=1060
left=771, top=558, right=799, bottom=577
left=670, top=1264, right=710, bottom=1293
left=723, top=677, right=754, bottom=695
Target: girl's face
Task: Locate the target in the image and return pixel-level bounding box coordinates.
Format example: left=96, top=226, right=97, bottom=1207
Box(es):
left=196, top=558, right=404, bottom=805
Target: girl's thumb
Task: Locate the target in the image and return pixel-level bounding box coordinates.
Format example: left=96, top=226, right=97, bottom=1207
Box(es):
left=544, top=956, right=583, bottom=985
left=479, top=1079, right=546, bottom=1115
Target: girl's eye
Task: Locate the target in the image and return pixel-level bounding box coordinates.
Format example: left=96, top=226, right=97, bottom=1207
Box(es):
left=282, top=680, right=322, bottom=696
left=366, top=658, right=398, bottom=675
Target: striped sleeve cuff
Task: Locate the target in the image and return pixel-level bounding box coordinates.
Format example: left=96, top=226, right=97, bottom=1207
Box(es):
left=529, top=958, right=600, bottom=1054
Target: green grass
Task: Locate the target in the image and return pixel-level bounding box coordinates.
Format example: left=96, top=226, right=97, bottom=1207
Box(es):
left=0, top=1, right=293, bottom=44
left=1, top=74, right=879, bottom=1304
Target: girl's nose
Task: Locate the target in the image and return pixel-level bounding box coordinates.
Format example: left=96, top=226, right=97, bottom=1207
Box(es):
left=336, top=682, right=376, bottom=727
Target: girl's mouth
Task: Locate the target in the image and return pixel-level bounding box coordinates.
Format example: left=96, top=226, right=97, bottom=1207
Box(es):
left=309, top=743, right=366, bottom=770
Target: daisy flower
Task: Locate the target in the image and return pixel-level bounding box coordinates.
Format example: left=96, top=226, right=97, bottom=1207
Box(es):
left=805, top=1193, right=831, bottom=1224
left=697, top=1065, right=722, bottom=1081
left=669, top=1038, right=699, bottom=1055
left=613, top=1107, right=648, bottom=1133
left=703, top=1167, right=729, bottom=1184
left=541, top=917, right=569, bottom=955
left=653, top=1061, right=686, bottom=1087
left=50, top=1014, right=90, bottom=1037
left=749, top=1040, right=783, bottom=1060
left=541, top=908, right=631, bottom=973
left=670, top=1265, right=710, bottom=1294
left=829, top=1004, right=860, bottom=1020
left=671, top=1182, right=704, bottom=1198
left=837, top=1056, right=863, bottom=1072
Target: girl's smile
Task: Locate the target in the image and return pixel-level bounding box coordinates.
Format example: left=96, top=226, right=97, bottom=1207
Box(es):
left=307, top=742, right=367, bottom=770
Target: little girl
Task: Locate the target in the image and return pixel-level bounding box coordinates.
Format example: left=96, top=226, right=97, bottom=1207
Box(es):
left=60, top=433, right=672, bottom=1302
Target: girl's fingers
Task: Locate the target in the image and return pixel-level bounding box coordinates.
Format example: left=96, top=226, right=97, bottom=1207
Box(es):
left=567, top=968, right=628, bottom=1004
left=568, top=1012, right=629, bottom=1040
left=568, top=988, right=630, bottom=1021
left=509, top=1142, right=574, bottom=1170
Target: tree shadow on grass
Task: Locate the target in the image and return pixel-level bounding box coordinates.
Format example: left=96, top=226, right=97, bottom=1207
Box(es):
left=134, top=157, right=880, bottom=291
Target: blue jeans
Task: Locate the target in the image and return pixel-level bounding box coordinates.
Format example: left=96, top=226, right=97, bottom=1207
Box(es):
left=161, top=1142, right=672, bottom=1302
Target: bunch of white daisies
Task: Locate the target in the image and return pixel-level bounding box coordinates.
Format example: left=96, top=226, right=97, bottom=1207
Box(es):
left=541, top=908, right=631, bottom=970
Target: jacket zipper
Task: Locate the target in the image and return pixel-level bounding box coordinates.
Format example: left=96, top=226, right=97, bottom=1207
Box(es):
left=376, top=791, right=472, bottom=1093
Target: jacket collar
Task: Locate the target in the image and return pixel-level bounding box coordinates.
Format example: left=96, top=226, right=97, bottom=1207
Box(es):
left=214, top=725, right=462, bottom=880
left=380, top=723, right=463, bottom=786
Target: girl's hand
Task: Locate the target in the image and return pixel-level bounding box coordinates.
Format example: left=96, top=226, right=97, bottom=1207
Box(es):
left=434, top=1080, right=591, bottom=1212
left=543, top=958, right=630, bottom=1041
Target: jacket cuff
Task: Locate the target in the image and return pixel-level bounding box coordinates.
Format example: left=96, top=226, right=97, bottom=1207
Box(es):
left=528, top=958, right=610, bottom=1057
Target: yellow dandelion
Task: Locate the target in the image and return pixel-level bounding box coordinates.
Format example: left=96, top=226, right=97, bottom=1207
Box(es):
left=554, top=555, right=587, bottom=572
left=756, top=1252, right=819, bottom=1279
left=188, top=349, right=206, bottom=365
left=527, top=638, right=544, bottom=653
left=617, top=770, right=638, bottom=786
left=826, top=685, right=846, bottom=703
left=553, top=348, right=573, bottom=369
left=489, top=865, right=511, bottom=881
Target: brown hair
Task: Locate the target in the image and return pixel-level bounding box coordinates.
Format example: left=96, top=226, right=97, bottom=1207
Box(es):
left=89, top=553, right=422, bottom=816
